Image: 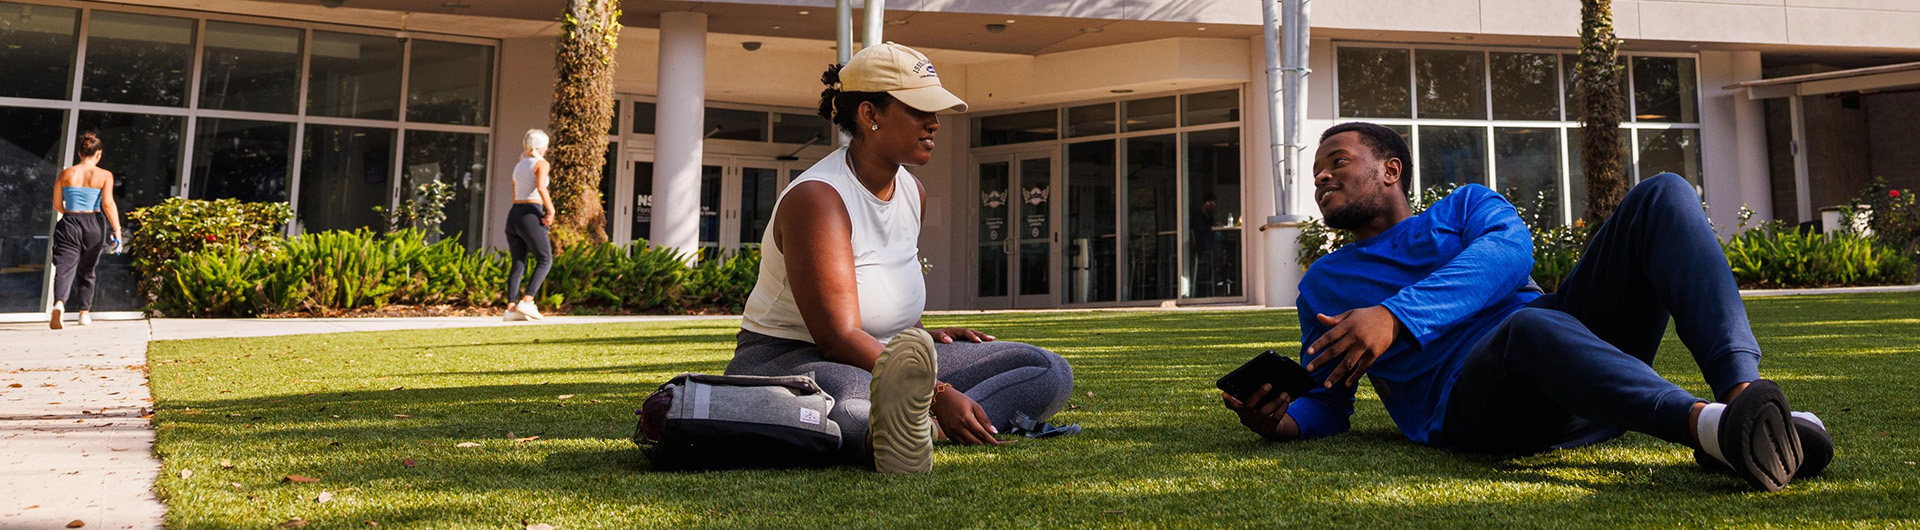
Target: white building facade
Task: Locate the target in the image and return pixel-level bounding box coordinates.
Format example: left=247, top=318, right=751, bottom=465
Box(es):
left=4, top=0, right=1917, bottom=315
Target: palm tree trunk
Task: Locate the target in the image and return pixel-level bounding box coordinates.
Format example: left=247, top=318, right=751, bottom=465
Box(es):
left=1579, top=0, right=1628, bottom=228
left=546, top=0, right=622, bottom=249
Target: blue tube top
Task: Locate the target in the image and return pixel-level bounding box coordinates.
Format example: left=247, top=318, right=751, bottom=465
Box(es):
left=62, top=186, right=102, bottom=212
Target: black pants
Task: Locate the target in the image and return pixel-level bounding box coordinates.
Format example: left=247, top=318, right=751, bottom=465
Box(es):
left=1441, top=174, right=1763, bottom=453
left=51, top=212, right=108, bottom=311
left=504, top=203, right=552, bottom=302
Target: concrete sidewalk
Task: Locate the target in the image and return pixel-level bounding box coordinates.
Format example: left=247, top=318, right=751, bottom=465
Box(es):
left=0, top=314, right=735, bottom=529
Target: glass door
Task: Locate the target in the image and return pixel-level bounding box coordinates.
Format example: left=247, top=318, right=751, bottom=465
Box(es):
left=733, top=161, right=781, bottom=249
left=975, top=152, right=1058, bottom=308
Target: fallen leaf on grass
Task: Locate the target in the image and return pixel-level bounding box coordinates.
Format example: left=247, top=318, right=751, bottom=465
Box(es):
left=283, top=475, right=320, bottom=483
left=557, top=394, right=575, bottom=400
left=456, top=442, right=482, bottom=448
left=278, top=518, right=308, bottom=528
left=65, top=520, right=84, bottom=528
left=179, top=469, right=193, bottom=479
left=315, top=491, right=334, bottom=504
left=400, top=458, right=417, bottom=467
left=392, top=414, right=412, bottom=419
left=513, top=435, right=541, bottom=443
left=220, top=459, right=234, bottom=469
left=364, top=521, right=379, bottom=527
left=526, top=524, right=554, bottom=530
left=229, top=482, right=243, bottom=490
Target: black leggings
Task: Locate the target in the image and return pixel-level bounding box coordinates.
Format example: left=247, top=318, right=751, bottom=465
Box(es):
left=504, top=203, right=552, bottom=302
left=51, top=212, right=108, bottom=311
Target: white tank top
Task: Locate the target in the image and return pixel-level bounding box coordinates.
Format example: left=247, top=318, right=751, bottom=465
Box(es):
left=741, top=147, right=926, bottom=345
left=512, top=156, right=541, bottom=201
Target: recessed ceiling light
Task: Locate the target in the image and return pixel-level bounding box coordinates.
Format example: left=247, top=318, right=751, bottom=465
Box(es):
left=1005, top=19, right=1016, bottom=23
left=797, top=10, right=810, bottom=15
left=1449, top=35, right=1473, bottom=41
left=1111, top=89, right=1134, bottom=94
left=772, top=25, right=781, bottom=30
left=1196, top=27, right=1207, bottom=31
left=986, top=23, right=1006, bottom=34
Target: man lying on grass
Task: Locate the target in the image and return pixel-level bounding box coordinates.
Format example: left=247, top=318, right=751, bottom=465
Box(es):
left=1222, top=122, right=1833, bottom=491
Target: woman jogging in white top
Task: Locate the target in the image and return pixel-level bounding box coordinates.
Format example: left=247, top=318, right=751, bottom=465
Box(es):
left=726, top=43, right=1074, bottom=473
left=502, top=129, right=555, bottom=321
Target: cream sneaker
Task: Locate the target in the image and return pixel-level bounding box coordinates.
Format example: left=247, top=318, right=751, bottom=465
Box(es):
left=48, top=301, right=64, bottom=330
left=868, top=328, right=937, bottom=474
left=517, top=300, right=544, bottom=320
left=503, top=303, right=525, bottom=322
left=77, top=313, right=92, bottom=326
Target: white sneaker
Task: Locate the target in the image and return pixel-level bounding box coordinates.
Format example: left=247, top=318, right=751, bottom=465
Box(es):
left=503, top=304, right=525, bottom=322
left=77, top=313, right=92, bottom=326
left=868, top=328, right=937, bottom=474
left=517, top=300, right=544, bottom=320
left=48, top=302, right=64, bottom=330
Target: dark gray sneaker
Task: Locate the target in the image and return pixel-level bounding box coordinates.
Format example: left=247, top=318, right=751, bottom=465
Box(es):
left=1711, top=379, right=1803, bottom=491
left=1697, top=413, right=1830, bottom=480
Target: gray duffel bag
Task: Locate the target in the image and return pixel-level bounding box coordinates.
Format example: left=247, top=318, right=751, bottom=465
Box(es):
left=633, top=372, right=841, bottom=470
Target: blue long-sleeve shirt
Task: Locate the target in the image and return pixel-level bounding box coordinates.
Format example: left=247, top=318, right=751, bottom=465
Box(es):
left=1287, top=185, right=1540, bottom=445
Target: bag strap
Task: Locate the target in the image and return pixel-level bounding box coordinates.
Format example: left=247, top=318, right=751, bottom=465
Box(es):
left=662, top=372, right=825, bottom=395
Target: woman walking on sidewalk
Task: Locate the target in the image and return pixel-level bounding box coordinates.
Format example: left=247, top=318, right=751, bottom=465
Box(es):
left=48, top=132, right=121, bottom=329
left=502, top=129, right=555, bottom=321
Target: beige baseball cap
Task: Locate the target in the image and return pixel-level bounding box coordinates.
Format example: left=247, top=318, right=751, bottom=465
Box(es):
left=840, top=42, right=968, bottom=113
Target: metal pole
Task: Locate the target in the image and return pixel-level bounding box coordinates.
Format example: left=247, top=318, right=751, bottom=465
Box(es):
left=1281, top=0, right=1311, bottom=222
left=836, top=0, right=852, bottom=64
left=1261, top=0, right=1300, bottom=224
left=862, top=0, right=884, bottom=49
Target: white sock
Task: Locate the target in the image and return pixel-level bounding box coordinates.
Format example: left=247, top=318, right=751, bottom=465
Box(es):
left=1791, top=411, right=1825, bottom=431
left=1696, top=402, right=1729, bottom=466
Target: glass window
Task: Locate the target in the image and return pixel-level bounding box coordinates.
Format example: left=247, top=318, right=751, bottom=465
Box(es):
left=1633, top=56, right=1699, bottom=123
left=1017, top=157, right=1050, bottom=297
left=1490, top=52, right=1559, bottom=121
left=199, top=21, right=302, bottom=114
left=1124, top=134, right=1177, bottom=301
left=406, top=40, right=494, bottom=126
left=631, top=101, right=656, bottom=135
left=1418, top=126, right=1488, bottom=187
left=1636, top=128, right=1702, bottom=189
left=1182, top=89, right=1240, bottom=127
left=402, top=130, right=488, bottom=246
left=1563, top=53, right=1628, bottom=122
left=1493, top=127, right=1563, bottom=226
left=298, top=125, right=393, bottom=234
left=1415, top=50, right=1487, bottom=120
left=698, top=164, right=722, bottom=256
left=608, top=102, right=620, bottom=136
left=190, top=118, right=294, bottom=203
left=1066, top=103, right=1115, bottom=138
left=308, top=31, right=403, bottom=120
left=977, top=160, right=1009, bottom=298
left=77, top=111, right=184, bottom=311
left=740, top=166, right=777, bottom=246
left=1184, top=128, right=1242, bottom=298
left=0, top=106, right=66, bottom=311
left=1064, top=140, right=1115, bottom=304
left=1566, top=127, right=1630, bottom=223
left=973, top=109, right=1056, bottom=147
left=1122, top=96, right=1176, bottom=132
left=771, top=112, right=828, bottom=145
left=82, top=11, right=195, bottom=107
left=630, top=160, right=653, bottom=242
left=1337, top=47, right=1411, bottom=118
left=706, top=107, right=767, bottom=142
left=0, top=2, right=79, bottom=100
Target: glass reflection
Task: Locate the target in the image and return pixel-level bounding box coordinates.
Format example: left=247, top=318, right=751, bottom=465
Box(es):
left=977, top=161, right=1009, bottom=298
left=1182, top=90, right=1239, bottom=127
left=1065, top=141, right=1116, bottom=304
left=1633, top=57, right=1699, bottom=123
left=1122, top=97, right=1176, bottom=132
left=1637, top=128, right=1702, bottom=190
left=740, top=166, right=777, bottom=247
left=631, top=101, right=656, bottom=135
left=0, top=2, right=79, bottom=100
left=82, top=11, right=195, bottom=107
left=402, top=130, right=488, bottom=246
left=1337, top=47, right=1410, bottom=118
left=1184, top=128, right=1242, bottom=298
left=772, top=113, right=828, bottom=145
left=1018, top=158, right=1050, bottom=297
left=190, top=118, right=294, bottom=203
left=1125, top=134, right=1177, bottom=301
left=76, top=111, right=184, bottom=311
left=406, top=40, right=494, bottom=126
left=1419, top=126, right=1488, bottom=187
left=1067, top=103, right=1115, bottom=138
left=1490, top=52, right=1559, bottom=121
left=308, top=31, right=403, bottom=120
left=707, top=108, right=767, bottom=142
left=199, top=21, right=302, bottom=114
left=1494, top=127, right=1563, bottom=226
left=631, top=161, right=653, bottom=242
left=1416, top=50, right=1487, bottom=120
left=699, top=164, right=721, bottom=257
left=973, top=110, right=1056, bottom=147
left=298, top=125, right=393, bottom=234
left=0, top=106, right=66, bottom=311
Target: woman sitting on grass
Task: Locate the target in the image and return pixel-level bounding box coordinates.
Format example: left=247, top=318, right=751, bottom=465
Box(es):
left=726, top=42, right=1074, bottom=474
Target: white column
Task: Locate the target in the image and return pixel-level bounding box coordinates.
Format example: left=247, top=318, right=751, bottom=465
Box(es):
left=652, top=12, right=707, bottom=260
left=861, top=0, right=884, bottom=49
left=1730, top=52, right=1774, bottom=224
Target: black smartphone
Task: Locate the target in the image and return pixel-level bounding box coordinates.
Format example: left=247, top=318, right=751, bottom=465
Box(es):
left=1215, top=350, right=1317, bottom=407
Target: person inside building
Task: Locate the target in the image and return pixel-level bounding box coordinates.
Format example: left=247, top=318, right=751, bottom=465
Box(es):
left=1221, top=121, right=1833, bottom=491
left=727, top=42, right=1075, bottom=473
left=47, top=132, right=121, bottom=330
left=502, top=129, right=556, bottom=321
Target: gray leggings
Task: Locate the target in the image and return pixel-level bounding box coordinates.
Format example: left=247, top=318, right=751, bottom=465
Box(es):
left=726, top=330, right=1074, bottom=462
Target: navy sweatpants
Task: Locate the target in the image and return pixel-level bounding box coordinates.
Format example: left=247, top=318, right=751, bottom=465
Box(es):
left=1441, top=173, right=1762, bottom=453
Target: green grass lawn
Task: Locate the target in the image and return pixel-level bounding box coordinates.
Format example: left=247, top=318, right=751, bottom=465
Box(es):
left=148, top=293, right=1920, bottom=529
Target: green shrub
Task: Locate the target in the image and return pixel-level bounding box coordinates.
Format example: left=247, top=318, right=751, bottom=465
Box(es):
left=127, top=198, right=293, bottom=305
left=540, top=241, right=692, bottom=313
left=1724, top=221, right=1916, bottom=289
left=1294, top=184, right=1591, bottom=292
left=685, top=247, right=762, bottom=314
left=149, top=245, right=272, bottom=317
left=1844, top=177, right=1920, bottom=264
